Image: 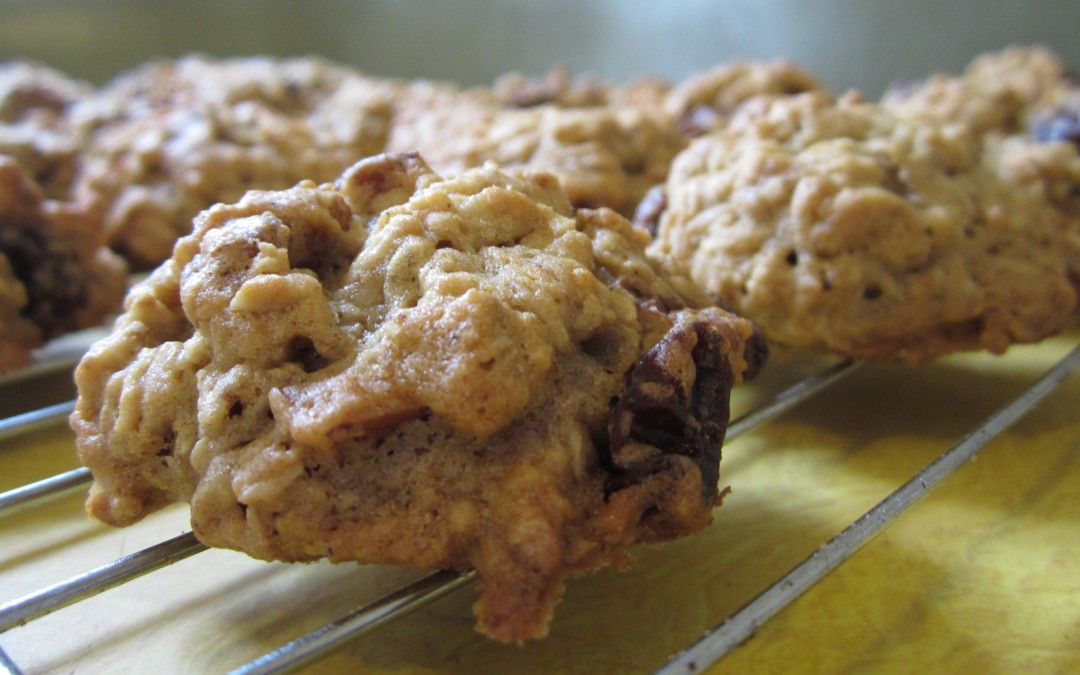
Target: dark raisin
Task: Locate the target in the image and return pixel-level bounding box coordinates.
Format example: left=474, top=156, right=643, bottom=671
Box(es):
left=602, top=319, right=737, bottom=498
left=286, top=335, right=330, bottom=373
left=741, top=328, right=769, bottom=382
left=156, top=429, right=176, bottom=457
left=631, top=186, right=667, bottom=237
left=0, top=216, right=88, bottom=338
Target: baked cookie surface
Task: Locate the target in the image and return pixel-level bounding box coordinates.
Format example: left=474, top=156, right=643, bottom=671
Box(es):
left=881, top=46, right=1068, bottom=136
left=72, top=55, right=400, bottom=268
left=1, top=63, right=126, bottom=371
left=72, top=153, right=763, bottom=642
left=649, top=92, right=1076, bottom=364
left=0, top=60, right=91, bottom=198
left=0, top=157, right=126, bottom=372
left=386, top=79, right=684, bottom=216
left=663, top=59, right=827, bottom=137
left=883, top=45, right=1080, bottom=296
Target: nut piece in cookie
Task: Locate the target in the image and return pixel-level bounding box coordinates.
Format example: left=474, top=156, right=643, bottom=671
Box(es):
left=650, top=92, right=1076, bottom=364
left=72, top=152, right=763, bottom=642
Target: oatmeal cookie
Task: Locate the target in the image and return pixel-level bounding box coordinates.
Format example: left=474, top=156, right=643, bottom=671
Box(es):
left=72, top=55, right=401, bottom=268
left=1, top=63, right=127, bottom=371
left=993, top=114, right=1080, bottom=289
left=649, top=92, right=1076, bottom=364
left=884, top=46, right=1080, bottom=291
left=387, top=79, right=683, bottom=215
left=0, top=60, right=91, bottom=198
left=0, top=157, right=126, bottom=372
left=664, top=59, right=827, bottom=137
left=491, top=66, right=671, bottom=109
left=881, top=45, right=1069, bottom=135
left=72, top=153, right=763, bottom=642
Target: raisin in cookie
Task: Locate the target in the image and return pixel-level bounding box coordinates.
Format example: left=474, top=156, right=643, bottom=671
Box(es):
left=72, top=152, right=763, bottom=642
left=649, top=92, right=1076, bottom=364
left=72, top=55, right=400, bottom=268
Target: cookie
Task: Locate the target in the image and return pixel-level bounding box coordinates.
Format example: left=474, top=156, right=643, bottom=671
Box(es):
left=994, top=112, right=1080, bottom=291
left=649, top=92, right=1076, bottom=364
left=71, top=152, right=763, bottom=642
left=491, top=66, right=672, bottom=109
left=663, top=59, right=827, bottom=137
left=881, top=45, right=1068, bottom=135
left=883, top=46, right=1080, bottom=293
left=1, top=63, right=126, bottom=371
left=386, top=78, right=683, bottom=215
left=0, top=60, right=91, bottom=198
left=0, top=157, right=126, bottom=372
left=72, top=55, right=401, bottom=268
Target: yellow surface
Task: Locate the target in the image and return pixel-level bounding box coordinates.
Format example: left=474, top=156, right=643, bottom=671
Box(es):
left=1, top=329, right=1078, bottom=674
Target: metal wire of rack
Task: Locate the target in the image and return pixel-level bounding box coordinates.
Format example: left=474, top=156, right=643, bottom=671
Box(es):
left=1, top=338, right=1078, bottom=674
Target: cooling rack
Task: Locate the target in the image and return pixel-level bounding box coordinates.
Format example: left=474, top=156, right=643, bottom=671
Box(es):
left=1, top=330, right=1078, bottom=674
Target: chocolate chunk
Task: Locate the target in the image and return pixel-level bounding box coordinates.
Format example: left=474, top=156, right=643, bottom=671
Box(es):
left=603, top=318, right=735, bottom=497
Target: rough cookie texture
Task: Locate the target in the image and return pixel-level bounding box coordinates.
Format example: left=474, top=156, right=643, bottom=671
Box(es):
left=663, top=59, right=827, bottom=137
left=881, top=46, right=1069, bottom=136
left=884, top=46, right=1080, bottom=293
left=72, top=153, right=762, bottom=642
left=491, top=67, right=672, bottom=110
left=72, top=55, right=400, bottom=268
left=649, top=92, right=1076, bottom=364
left=0, top=158, right=126, bottom=371
left=386, top=79, right=684, bottom=216
left=0, top=61, right=91, bottom=198
left=1, top=64, right=126, bottom=371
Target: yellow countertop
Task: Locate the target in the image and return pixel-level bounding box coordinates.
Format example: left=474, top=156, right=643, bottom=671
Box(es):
left=1, top=328, right=1078, bottom=674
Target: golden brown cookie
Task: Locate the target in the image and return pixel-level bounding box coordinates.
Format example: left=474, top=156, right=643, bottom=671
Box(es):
left=649, top=92, right=1076, bottom=364
left=882, top=46, right=1080, bottom=294
left=491, top=66, right=672, bottom=109
left=1, top=63, right=126, bottom=371
left=386, top=78, right=683, bottom=215
left=0, top=157, right=126, bottom=372
left=73, top=55, right=401, bottom=268
left=72, top=153, right=763, bottom=642
left=881, top=45, right=1068, bottom=135
left=0, top=60, right=91, bottom=198
left=663, top=59, right=827, bottom=137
